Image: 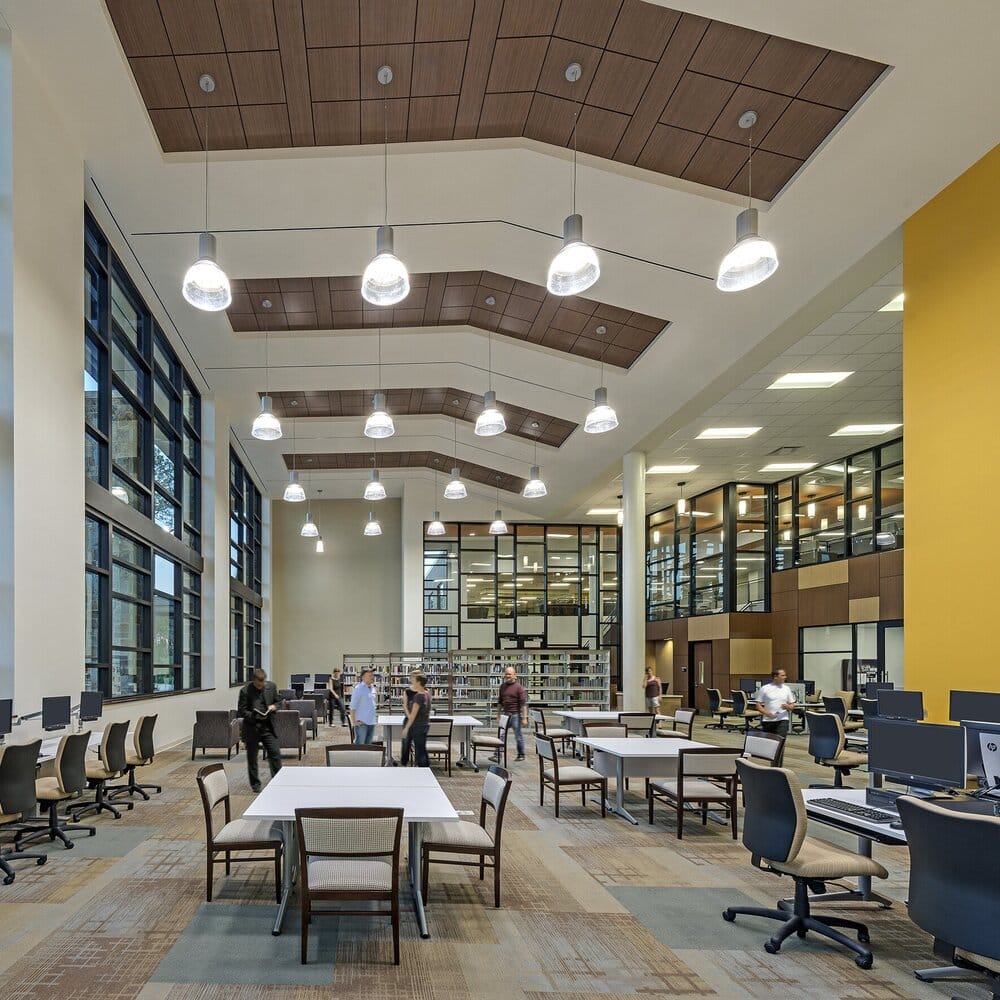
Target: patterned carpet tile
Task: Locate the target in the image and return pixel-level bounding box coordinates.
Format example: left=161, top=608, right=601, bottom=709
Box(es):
left=0, top=856, right=116, bottom=903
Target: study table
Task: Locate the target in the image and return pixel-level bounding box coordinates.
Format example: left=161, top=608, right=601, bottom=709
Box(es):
left=552, top=710, right=669, bottom=737
left=574, top=736, right=713, bottom=824
left=378, top=714, right=484, bottom=770
left=242, top=765, right=458, bottom=938
left=39, top=729, right=105, bottom=762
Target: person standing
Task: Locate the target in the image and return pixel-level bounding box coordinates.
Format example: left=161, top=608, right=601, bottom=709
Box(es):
left=756, top=668, right=796, bottom=737
left=237, top=668, right=283, bottom=793
left=326, top=668, right=347, bottom=726
left=350, top=668, right=378, bottom=744
left=644, top=667, right=663, bottom=711
left=401, top=672, right=431, bottom=767
left=498, top=665, right=528, bottom=761
left=399, top=669, right=422, bottom=766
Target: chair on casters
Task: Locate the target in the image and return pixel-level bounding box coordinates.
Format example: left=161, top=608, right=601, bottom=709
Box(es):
left=898, top=795, right=1000, bottom=997
left=108, top=714, right=161, bottom=801
left=706, top=689, right=733, bottom=729
left=722, top=759, right=885, bottom=969
left=0, top=741, right=47, bottom=884
left=530, top=709, right=574, bottom=754
left=535, top=735, right=606, bottom=818
left=824, top=695, right=864, bottom=733
left=421, top=764, right=513, bottom=908
left=726, top=691, right=762, bottom=732
left=471, top=715, right=509, bottom=768
left=324, top=743, right=385, bottom=767
left=806, top=712, right=867, bottom=788
left=71, top=721, right=134, bottom=820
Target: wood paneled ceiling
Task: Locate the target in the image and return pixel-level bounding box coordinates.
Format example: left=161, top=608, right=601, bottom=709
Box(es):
left=231, top=270, right=667, bottom=369
left=107, top=0, right=886, bottom=199
left=270, top=387, right=577, bottom=446
left=287, top=450, right=526, bottom=494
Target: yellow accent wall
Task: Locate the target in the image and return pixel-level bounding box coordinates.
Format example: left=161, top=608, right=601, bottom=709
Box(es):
left=903, top=143, right=1000, bottom=721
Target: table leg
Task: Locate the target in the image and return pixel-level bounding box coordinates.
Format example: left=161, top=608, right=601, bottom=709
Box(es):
left=607, top=756, right=638, bottom=825
left=455, top=725, right=478, bottom=771
left=780, top=835, right=892, bottom=910
left=408, top=822, right=430, bottom=939
left=272, top=819, right=298, bottom=936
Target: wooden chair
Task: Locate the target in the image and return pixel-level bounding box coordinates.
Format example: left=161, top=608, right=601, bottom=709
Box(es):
left=530, top=709, right=574, bottom=754
left=743, top=731, right=786, bottom=767
left=535, top=734, right=606, bottom=819
left=579, top=722, right=626, bottom=769
left=324, top=743, right=385, bottom=766
left=618, top=712, right=656, bottom=738
left=660, top=707, right=696, bottom=739
left=471, top=714, right=510, bottom=768
left=648, top=746, right=742, bottom=839
left=422, top=764, right=512, bottom=907
left=195, top=763, right=283, bottom=903
left=425, top=718, right=454, bottom=776
left=295, top=807, right=403, bottom=965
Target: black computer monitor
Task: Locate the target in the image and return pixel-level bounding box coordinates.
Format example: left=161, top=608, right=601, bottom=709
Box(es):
left=803, top=680, right=816, bottom=696
left=314, top=673, right=331, bottom=687
left=864, top=681, right=894, bottom=699
left=41, top=696, right=71, bottom=732
left=291, top=683, right=304, bottom=698
left=877, top=688, right=924, bottom=720
left=0, top=698, right=12, bottom=739
left=950, top=690, right=1000, bottom=725
left=739, top=677, right=758, bottom=695
left=962, top=721, right=1000, bottom=791
left=868, top=718, right=967, bottom=791
left=79, top=690, right=103, bottom=722
left=290, top=674, right=309, bottom=686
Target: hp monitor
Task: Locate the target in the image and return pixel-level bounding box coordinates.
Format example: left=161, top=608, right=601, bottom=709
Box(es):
left=864, top=681, right=894, bottom=699
left=962, top=721, right=1000, bottom=794
left=79, top=690, right=103, bottom=722
left=877, top=688, right=924, bottom=721
left=868, top=718, right=967, bottom=792
left=950, top=690, right=1000, bottom=725
left=41, top=696, right=71, bottom=732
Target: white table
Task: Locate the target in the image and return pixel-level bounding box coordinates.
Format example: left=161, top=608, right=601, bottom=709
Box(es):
left=243, top=766, right=458, bottom=937
left=39, top=729, right=104, bottom=762
left=574, top=736, right=713, bottom=824
left=553, top=710, right=668, bottom=737
left=378, top=714, right=484, bottom=771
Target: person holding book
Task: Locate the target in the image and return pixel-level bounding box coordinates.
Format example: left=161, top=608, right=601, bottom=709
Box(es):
left=237, top=667, right=283, bottom=792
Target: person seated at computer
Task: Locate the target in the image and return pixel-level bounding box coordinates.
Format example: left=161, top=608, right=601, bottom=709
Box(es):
left=326, top=669, right=347, bottom=726
left=756, top=668, right=796, bottom=737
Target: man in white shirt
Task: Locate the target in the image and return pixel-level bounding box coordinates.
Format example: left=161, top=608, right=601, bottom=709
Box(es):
left=756, top=668, right=796, bottom=737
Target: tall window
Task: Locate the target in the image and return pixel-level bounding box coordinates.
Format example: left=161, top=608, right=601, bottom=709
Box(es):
left=230, top=449, right=263, bottom=686
left=84, top=211, right=202, bottom=698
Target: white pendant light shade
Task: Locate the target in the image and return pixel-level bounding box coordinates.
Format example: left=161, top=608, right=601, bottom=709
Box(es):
left=522, top=466, right=547, bottom=499
left=716, top=208, right=778, bottom=292
left=283, top=470, right=306, bottom=503
left=475, top=390, right=506, bottom=437
left=363, top=468, right=387, bottom=501
left=300, top=512, right=319, bottom=538
left=364, top=391, right=395, bottom=439
left=183, top=232, right=232, bottom=312
left=443, top=467, right=467, bottom=500
left=364, top=511, right=382, bottom=537
left=426, top=511, right=446, bottom=536
left=488, top=509, right=507, bottom=535
left=361, top=225, right=409, bottom=306
left=677, top=497, right=688, bottom=515
left=584, top=387, right=618, bottom=434
left=547, top=214, right=600, bottom=296
left=315, top=536, right=325, bottom=554
left=251, top=395, right=282, bottom=441
left=737, top=498, right=748, bottom=517
left=616, top=508, right=624, bottom=527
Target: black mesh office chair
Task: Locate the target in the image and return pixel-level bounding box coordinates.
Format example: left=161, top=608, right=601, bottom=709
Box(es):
left=0, top=741, right=47, bottom=884
left=806, top=711, right=867, bottom=788
left=706, top=688, right=733, bottom=730
left=898, top=796, right=1000, bottom=997
left=823, top=695, right=864, bottom=733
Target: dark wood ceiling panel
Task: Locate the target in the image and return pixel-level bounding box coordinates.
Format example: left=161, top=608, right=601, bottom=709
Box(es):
left=111, top=2, right=888, bottom=198
left=229, top=270, right=668, bottom=369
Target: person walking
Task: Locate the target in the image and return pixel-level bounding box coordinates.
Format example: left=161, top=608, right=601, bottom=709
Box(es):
left=350, top=668, right=378, bottom=744
left=399, top=669, right=422, bottom=766
left=326, top=668, right=347, bottom=726
left=498, top=665, right=528, bottom=761
left=756, top=667, right=796, bottom=737
left=644, top=667, right=662, bottom=711
left=237, top=668, right=283, bottom=793
left=401, top=672, right=431, bottom=768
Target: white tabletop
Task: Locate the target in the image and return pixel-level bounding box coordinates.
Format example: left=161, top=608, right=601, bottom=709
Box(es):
left=270, top=766, right=439, bottom=788
left=39, top=730, right=103, bottom=761
left=801, top=788, right=906, bottom=843
left=554, top=711, right=666, bottom=722
left=378, top=714, right=483, bottom=728
left=574, top=737, right=712, bottom=757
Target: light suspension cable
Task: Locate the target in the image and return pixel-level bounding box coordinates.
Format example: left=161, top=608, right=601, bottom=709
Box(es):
left=475, top=330, right=506, bottom=436
left=522, top=437, right=547, bottom=498
left=282, top=416, right=305, bottom=501
left=364, top=509, right=382, bottom=536
left=489, top=475, right=507, bottom=536
left=364, top=327, right=395, bottom=438
left=251, top=328, right=282, bottom=440
left=584, top=351, right=618, bottom=434
left=443, top=417, right=467, bottom=499
left=427, top=468, right=446, bottom=535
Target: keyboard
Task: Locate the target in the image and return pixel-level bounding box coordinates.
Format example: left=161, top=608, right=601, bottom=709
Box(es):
left=809, top=797, right=897, bottom=823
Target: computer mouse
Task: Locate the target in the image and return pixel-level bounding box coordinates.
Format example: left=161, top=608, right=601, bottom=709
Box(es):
left=889, top=821, right=904, bottom=830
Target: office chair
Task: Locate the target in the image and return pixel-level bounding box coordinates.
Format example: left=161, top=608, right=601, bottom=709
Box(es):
left=859, top=697, right=879, bottom=723
left=0, top=741, right=47, bottom=884
left=806, top=712, right=867, bottom=788
left=706, top=688, right=733, bottom=729
left=726, top=691, right=762, bottom=733
left=108, top=714, right=161, bottom=800
left=823, top=695, right=864, bottom=733
left=723, top=759, right=885, bottom=969
left=71, top=720, right=133, bottom=820
left=898, top=796, right=1000, bottom=997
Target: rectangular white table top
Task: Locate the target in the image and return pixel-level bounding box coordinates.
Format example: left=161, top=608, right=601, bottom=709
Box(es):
left=574, top=737, right=712, bottom=757
left=553, top=711, right=667, bottom=722
left=801, top=787, right=906, bottom=843
left=378, top=714, right=483, bottom=728
left=270, top=766, right=439, bottom=788
left=39, top=730, right=104, bottom=761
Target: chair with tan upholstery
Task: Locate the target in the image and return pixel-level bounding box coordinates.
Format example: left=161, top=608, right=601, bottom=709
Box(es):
left=535, top=734, right=606, bottom=818
left=425, top=718, right=454, bottom=776
left=196, top=763, right=283, bottom=903
left=706, top=688, right=733, bottom=729
left=824, top=695, right=864, bottom=733
left=530, top=709, right=573, bottom=754
left=806, top=712, right=867, bottom=788
left=722, top=759, right=885, bottom=969
left=16, top=732, right=95, bottom=849
left=0, top=741, right=47, bottom=885
left=618, top=712, right=656, bottom=738
left=743, top=730, right=786, bottom=767
left=648, top=746, right=742, bottom=838
left=725, top=691, right=762, bottom=732
left=659, top=707, right=696, bottom=739
left=295, top=807, right=403, bottom=965
left=471, top=714, right=510, bottom=768
left=421, top=764, right=512, bottom=908
left=273, top=709, right=308, bottom=759
left=108, top=714, right=161, bottom=801
left=579, top=722, right=626, bottom=769
left=192, top=710, right=240, bottom=759
left=70, top=720, right=134, bottom=820
left=324, top=743, right=384, bottom=766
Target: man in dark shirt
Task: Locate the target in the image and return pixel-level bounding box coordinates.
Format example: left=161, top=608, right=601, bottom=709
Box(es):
left=237, top=668, right=283, bottom=792
left=498, top=665, right=528, bottom=761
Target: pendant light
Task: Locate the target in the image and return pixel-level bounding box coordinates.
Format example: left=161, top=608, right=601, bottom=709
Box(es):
left=283, top=418, right=306, bottom=502
left=443, top=420, right=467, bottom=499
left=251, top=330, right=282, bottom=440
left=364, top=328, right=395, bottom=438
left=676, top=481, right=688, bottom=516
left=737, top=493, right=748, bottom=517
left=475, top=332, right=506, bottom=436
left=584, top=351, right=618, bottom=433
left=364, top=468, right=386, bottom=501
left=616, top=494, right=624, bottom=527
left=488, top=476, right=507, bottom=536
left=361, top=67, right=409, bottom=306
left=522, top=439, right=547, bottom=498
left=716, top=111, right=779, bottom=292
left=315, top=535, right=325, bottom=554
left=182, top=77, right=232, bottom=312
left=547, top=63, right=600, bottom=296
left=301, top=510, right=319, bottom=538
left=427, top=469, right=446, bottom=535
left=364, top=510, right=382, bottom=537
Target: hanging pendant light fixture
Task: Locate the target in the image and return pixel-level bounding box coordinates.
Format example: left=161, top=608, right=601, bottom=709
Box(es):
left=182, top=76, right=232, bottom=312
left=364, top=510, right=382, bottom=537
left=301, top=510, right=319, bottom=538
left=443, top=419, right=468, bottom=499
left=475, top=332, right=506, bottom=436
left=364, top=327, right=395, bottom=438
left=283, top=418, right=306, bottom=502
left=315, top=535, right=325, bottom=554
left=361, top=67, right=409, bottom=306
left=716, top=111, right=779, bottom=292
left=427, top=469, right=446, bottom=535
left=676, top=481, right=688, bottom=516
left=547, top=63, right=600, bottom=296
left=363, top=467, right=386, bottom=501
left=251, top=327, right=282, bottom=440
left=522, top=438, right=547, bottom=498
left=584, top=349, right=618, bottom=433
left=737, top=494, right=748, bottom=517
left=615, top=494, right=624, bottom=527
left=488, top=476, right=507, bottom=535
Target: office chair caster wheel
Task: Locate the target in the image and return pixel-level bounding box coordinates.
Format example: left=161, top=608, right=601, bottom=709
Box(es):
left=3, top=874, right=13, bottom=886
left=65, top=842, right=75, bottom=850
left=855, top=954, right=873, bottom=970
left=764, top=940, right=780, bottom=955
left=796, top=928, right=807, bottom=938
left=36, top=856, right=47, bottom=866
left=857, top=930, right=870, bottom=944
left=722, top=910, right=735, bottom=922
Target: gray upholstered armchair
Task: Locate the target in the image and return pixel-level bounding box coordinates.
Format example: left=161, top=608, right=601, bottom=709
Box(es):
left=192, top=711, right=241, bottom=760
left=287, top=699, right=318, bottom=740
left=273, top=710, right=308, bottom=759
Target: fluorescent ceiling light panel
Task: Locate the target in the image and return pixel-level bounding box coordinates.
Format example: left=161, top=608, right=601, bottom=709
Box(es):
left=647, top=464, right=700, bottom=474
left=831, top=423, right=902, bottom=436
left=586, top=508, right=621, bottom=515
left=767, top=372, right=853, bottom=390
left=696, top=427, right=761, bottom=440
left=760, top=462, right=817, bottom=472
left=879, top=292, right=904, bottom=312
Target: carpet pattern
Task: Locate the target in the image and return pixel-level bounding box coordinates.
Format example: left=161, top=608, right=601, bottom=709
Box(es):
left=0, top=717, right=988, bottom=999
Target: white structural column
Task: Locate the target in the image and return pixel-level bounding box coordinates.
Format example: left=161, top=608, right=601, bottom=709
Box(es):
left=621, top=451, right=646, bottom=711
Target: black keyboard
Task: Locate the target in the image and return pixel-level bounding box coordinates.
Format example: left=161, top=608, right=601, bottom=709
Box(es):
left=810, top=798, right=896, bottom=823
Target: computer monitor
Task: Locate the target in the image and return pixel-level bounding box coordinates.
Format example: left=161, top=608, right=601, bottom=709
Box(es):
left=79, top=690, right=103, bottom=722
left=41, top=696, right=71, bottom=732
left=802, top=680, right=816, bottom=697
left=962, top=721, right=1000, bottom=793
left=0, top=698, right=12, bottom=741
left=877, top=688, right=924, bottom=721
left=868, top=718, right=967, bottom=792
left=950, top=690, right=1000, bottom=725
left=291, top=683, right=304, bottom=698
left=314, top=673, right=331, bottom=687
left=738, top=677, right=758, bottom=695
left=290, top=674, right=309, bottom=686
left=864, top=681, right=894, bottom=699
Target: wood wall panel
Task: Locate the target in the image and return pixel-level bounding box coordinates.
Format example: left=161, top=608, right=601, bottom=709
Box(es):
left=880, top=548, right=904, bottom=578
left=771, top=568, right=798, bottom=593
left=798, top=583, right=849, bottom=626
left=798, top=560, right=849, bottom=590
left=880, top=573, right=903, bottom=620
left=848, top=553, right=879, bottom=599
left=771, top=610, right=799, bottom=657
left=771, top=588, right=798, bottom=613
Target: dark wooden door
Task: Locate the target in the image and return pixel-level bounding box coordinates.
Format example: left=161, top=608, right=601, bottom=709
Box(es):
left=691, top=641, right=713, bottom=711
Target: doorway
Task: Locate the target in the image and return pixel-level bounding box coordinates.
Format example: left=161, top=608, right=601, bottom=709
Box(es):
left=691, top=641, right=713, bottom=711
